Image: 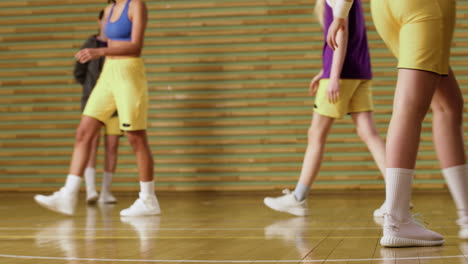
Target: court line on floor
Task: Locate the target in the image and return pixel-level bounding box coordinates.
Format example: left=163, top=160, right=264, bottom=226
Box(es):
left=0, top=254, right=467, bottom=263
left=0, top=226, right=456, bottom=231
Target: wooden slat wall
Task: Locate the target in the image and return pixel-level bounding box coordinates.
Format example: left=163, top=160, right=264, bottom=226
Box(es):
left=1, top=0, right=468, bottom=191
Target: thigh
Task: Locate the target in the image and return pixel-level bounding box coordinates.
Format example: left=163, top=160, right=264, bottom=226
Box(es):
left=113, top=59, right=148, bottom=131
left=431, top=68, right=463, bottom=115
left=348, top=80, right=373, bottom=114
left=394, top=0, right=455, bottom=75
left=83, top=73, right=116, bottom=122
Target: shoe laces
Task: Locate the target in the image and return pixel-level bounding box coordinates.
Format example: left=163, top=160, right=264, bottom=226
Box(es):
left=282, top=189, right=292, bottom=195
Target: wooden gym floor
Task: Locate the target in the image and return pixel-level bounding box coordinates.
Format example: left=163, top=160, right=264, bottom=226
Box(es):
left=0, top=191, right=467, bottom=264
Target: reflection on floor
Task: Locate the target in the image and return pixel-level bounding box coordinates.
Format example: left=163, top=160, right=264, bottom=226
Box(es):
left=0, top=191, right=466, bottom=263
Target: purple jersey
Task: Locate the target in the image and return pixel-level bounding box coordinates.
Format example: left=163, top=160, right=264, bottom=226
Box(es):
left=322, top=0, right=372, bottom=80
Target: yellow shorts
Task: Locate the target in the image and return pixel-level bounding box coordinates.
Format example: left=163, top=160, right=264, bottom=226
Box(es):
left=371, top=0, right=455, bottom=75
left=314, top=79, right=373, bottom=119
left=104, top=115, right=123, bottom=136
left=83, top=58, right=148, bottom=131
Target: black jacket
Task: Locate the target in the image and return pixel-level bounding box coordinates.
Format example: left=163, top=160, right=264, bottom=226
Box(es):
left=74, top=35, right=107, bottom=111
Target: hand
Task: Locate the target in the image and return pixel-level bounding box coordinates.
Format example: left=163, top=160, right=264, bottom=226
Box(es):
left=327, top=18, right=346, bottom=50
left=75, top=48, right=103, bottom=64
left=309, top=72, right=323, bottom=96
left=327, top=78, right=340, bottom=104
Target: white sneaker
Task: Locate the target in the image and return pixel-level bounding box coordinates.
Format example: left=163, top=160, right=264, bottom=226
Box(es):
left=380, top=214, right=444, bottom=247
left=98, top=191, right=117, bottom=204
left=264, top=189, right=308, bottom=216
left=86, top=189, right=99, bottom=204
left=34, top=188, right=78, bottom=216
left=120, top=193, right=161, bottom=217
left=457, top=217, right=468, bottom=239
left=374, top=202, right=414, bottom=218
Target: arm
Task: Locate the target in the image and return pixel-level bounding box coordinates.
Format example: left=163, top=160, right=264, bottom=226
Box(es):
left=326, top=0, right=353, bottom=50
left=75, top=1, right=147, bottom=63
left=309, top=69, right=324, bottom=96
left=327, top=17, right=349, bottom=103
left=73, top=38, right=94, bottom=84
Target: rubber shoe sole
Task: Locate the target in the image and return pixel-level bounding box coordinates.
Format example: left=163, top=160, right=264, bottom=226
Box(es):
left=380, top=236, right=444, bottom=247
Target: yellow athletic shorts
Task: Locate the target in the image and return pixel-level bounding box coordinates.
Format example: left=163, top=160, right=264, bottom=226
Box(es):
left=83, top=58, right=148, bottom=131
left=371, top=0, right=455, bottom=75
left=104, top=115, right=123, bottom=136
left=314, top=79, right=373, bottom=119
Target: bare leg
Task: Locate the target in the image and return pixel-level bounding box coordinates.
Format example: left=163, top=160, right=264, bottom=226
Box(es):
left=34, top=116, right=103, bottom=215
left=431, top=68, right=465, bottom=168
left=431, top=68, right=468, bottom=238
left=386, top=69, right=440, bottom=169
left=381, top=69, right=444, bottom=247
left=297, top=112, right=335, bottom=187
left=263, top=112, right=334, bottom=216
left=104, top=135, right=120, bottom=173
left=69, top=116, right=103, bottom=177
left=99, top=134, right=120, bottom=203
left=351, top=111, right=385, bottom=175
left=120, top=130, right=160, bottom=217
left=86, top=133, right=100, bottom=169
left=126, top=130, right=154, bottom=182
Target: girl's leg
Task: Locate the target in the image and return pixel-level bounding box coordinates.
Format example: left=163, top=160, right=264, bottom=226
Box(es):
left=431, top=68, right=468, bottom=238
left=351, top=111, right=385, bottom=174
left=99, top=135, right=120, bottom=203
left=295, top=112, right=335, bottom=197
left=120, top=130, right=160, bottom=217
left=350, top=112, right=392, bottom=217
left=264, top=112, right=334, bottom=216
left=34, top=116, right=103, bottom=215
left=69, top=116, right=104, bottom=176
left=85, top=132, right=100, bottom=203
left=382, top=69, right=444, bottom=247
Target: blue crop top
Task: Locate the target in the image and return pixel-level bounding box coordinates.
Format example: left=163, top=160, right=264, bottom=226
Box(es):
left=105, top=0, right=132, bottom=41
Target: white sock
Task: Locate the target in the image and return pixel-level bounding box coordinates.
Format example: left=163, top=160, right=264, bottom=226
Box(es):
left=385, top=168, right=414, bottom=222
left=443, top=164, right=468, bottom=219
left=64, top=174, right=82, bottom=194
left=293, top=182, right=309, bottom=201
left=101, top=171, right=113, bottom=193
left=140, top=181, right=155, bottom=198
left=84, top=167, right=96, bottom=193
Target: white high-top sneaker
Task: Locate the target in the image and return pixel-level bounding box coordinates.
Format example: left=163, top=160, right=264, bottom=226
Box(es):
left=34, top=188, right=78, bottom=216
left=120, top=193, right=161, bottom=217
left=457, top=216, right=468, bottom=239
left=380, top=214, right=444, bottom=247
left=98, top=191, right=117, bottom=204
left=264, top=189, right=308, bottom=216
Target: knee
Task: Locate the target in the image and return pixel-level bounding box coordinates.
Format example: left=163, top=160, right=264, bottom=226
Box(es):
left=432, top=98, right=464, bottom=123
left=75, top=125, right=96, bottom=144
left=356, top=125, right=379, bottom=143
left=127, top=132, right=147, bottom=151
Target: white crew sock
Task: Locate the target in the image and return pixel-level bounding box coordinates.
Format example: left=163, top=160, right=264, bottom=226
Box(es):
left=101, top=171, right=113, bottom=193
left=84, top=167, right=96, bottom=193
left=442, top=164, right=468, bottom=220
left=293, top=182, right=310, bottom=201
left=64, top=174, right=82, bottom=194
left=140, top=181, right=155, bottom=198
left=385, top=168, right=414, bottom=222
